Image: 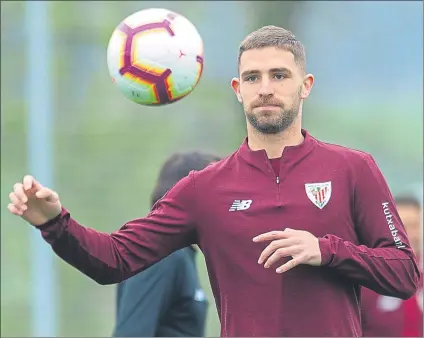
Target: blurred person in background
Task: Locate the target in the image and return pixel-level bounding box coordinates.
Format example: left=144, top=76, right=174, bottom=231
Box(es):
left=361, top=195, right=423, bottom=337
left=113, top=151, right=220, bottom=337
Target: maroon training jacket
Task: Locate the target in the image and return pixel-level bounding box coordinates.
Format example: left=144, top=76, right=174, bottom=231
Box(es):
left=36, top=129, right=420, bottom=337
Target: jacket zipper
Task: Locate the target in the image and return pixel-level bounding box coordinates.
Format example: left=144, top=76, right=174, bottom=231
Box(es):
left=276, top=175, right=280, bottom=203
left=265, top=156, right=281, bottom=202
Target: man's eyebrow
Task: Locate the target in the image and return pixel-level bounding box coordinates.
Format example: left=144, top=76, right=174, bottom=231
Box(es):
left=240, top=70, right=260, bottom=78
left=241, top=68, right=292, bottom=78
left=269, top=67, right=292, bottom=75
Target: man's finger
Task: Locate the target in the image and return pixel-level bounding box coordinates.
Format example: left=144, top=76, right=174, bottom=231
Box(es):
left=23, top=175, right=35, bottom=190
left=257, top=238, right=297, bottom=264
left=276, top=256, right=302, bottom=274
left=9, top=192, right=23, bottom=207
left=35, top=188, right=59, bottom=202
left=23, top=175, right=42, bottom=191
left=264, top=246, right=300, bottom=268
left=8, top=203, right=23, bottom=216
left=13, top=183, right=28, bottom=203
left=253, top=230, right=291, bottom=243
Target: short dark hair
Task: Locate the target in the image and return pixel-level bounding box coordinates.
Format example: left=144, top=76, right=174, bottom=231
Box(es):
left=150, top=151, right=221, bottom=207
left=395, top=195, right=421, bottom=209
left=238, top=25, right=306, bottom=72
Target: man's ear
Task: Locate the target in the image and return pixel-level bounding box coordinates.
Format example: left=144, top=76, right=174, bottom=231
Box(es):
left=231, top=77, right=242, bottom=103
left=300, top=73, right=314, bottom=99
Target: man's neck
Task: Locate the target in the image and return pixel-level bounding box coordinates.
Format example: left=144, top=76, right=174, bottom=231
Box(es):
left=247, top=122, right=304, bottom=159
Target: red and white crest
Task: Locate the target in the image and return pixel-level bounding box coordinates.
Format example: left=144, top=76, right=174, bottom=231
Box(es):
left=305, top=181, right=332, bottom=209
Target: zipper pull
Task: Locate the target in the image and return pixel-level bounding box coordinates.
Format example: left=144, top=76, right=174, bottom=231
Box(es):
left=276, top=176, right=280, bottom=184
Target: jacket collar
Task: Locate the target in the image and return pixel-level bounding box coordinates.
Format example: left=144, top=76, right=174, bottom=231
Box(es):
left=237, top=129, right=317, bottom=170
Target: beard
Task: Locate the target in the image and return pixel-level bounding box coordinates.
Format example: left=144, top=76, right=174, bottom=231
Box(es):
left=244, top=90, right=302, bottom=135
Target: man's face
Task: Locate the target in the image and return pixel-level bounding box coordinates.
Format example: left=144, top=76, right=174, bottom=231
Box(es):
left=398, top=204, right=422, bottom=254
left=231, top=47, right=313, bottom=134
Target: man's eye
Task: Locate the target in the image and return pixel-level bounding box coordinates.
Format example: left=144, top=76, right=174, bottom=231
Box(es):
left=273, top=74, right=285, bottom=80
left=246, top=75, right=258, bottom=82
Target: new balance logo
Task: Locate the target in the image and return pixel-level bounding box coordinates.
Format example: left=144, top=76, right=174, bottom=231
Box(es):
left=229, top=199, right=252, bottom=211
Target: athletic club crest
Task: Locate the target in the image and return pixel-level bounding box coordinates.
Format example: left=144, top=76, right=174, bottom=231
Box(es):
left=305, top=181, right=332, bottom=209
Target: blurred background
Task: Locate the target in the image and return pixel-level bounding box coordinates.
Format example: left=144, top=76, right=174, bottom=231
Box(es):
left=1, top=1, right=422, bottom=337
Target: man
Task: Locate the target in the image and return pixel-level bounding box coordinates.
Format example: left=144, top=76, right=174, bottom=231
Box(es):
left=361, top=195, right=423, bottom=337
left=7, top=26, right=420, bottom=337
left=113, top=152, right=219, bottom=337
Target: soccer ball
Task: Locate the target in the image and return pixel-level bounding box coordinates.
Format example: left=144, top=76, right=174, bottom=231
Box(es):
left=107, top=8, right=204, bottom=106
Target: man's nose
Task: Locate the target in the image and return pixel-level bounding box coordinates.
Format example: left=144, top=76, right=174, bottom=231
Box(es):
left=258, top=79, right=274, bottom=97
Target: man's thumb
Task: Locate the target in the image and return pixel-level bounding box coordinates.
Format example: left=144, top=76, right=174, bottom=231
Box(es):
left=35, top=188, right=59, bottom=202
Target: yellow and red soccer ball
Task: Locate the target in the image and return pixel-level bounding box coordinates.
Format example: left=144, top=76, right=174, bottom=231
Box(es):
left=107, top=8, right=204, bottom=106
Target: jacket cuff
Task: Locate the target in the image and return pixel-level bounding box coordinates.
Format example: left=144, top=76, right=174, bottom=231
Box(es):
left=318, top=237, right=333, bottom=266
left=36, top=207, right=69, bottom=231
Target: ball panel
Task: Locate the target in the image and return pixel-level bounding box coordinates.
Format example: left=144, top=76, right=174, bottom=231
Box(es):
left=131, top=30, right=174, bottom=78
left=166, top=76, right=192, bottom=101
left=124, top=78, right=160, bottom=105
left=194, top=56, right=204, bottom=87
left=123, top=8, right=171, bottom=29
left=131, top=60, right=167, bottom=78
left=128, top=83, right=160, bottom=105
left=107, top=30, right=127, bottom=79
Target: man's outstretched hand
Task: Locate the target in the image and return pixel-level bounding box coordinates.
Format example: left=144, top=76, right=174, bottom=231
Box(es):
left=8, top=175, right=62, bottom=226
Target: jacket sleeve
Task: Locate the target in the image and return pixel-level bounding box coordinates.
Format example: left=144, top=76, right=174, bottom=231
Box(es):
left=112, top=252, right=180, bottom=337
left=319, top=153, right=420, bottom=299
left=37, top=173, right=197, bottom=285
